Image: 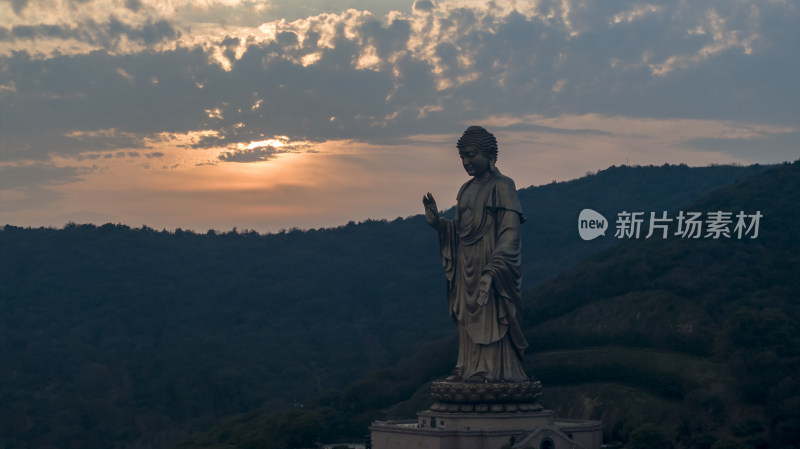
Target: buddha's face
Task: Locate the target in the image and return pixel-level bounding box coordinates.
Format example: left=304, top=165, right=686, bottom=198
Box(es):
left=459, top=145, right=490, bottom=178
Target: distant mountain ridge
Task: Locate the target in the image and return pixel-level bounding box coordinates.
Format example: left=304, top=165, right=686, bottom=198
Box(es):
left=0, top=163, right=776, bottom=449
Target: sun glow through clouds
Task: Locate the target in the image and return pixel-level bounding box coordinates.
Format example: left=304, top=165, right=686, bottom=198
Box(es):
left=0, top=0, right=796, bottom=232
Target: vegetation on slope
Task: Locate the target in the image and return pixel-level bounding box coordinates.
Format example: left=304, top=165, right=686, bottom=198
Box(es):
left=521, top=161, right=800, bottom=448
left=0, top=163, right=776, bottom=449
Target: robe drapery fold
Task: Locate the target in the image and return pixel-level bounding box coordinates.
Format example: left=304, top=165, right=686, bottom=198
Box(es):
left=437, top=170, right=529, bottom=382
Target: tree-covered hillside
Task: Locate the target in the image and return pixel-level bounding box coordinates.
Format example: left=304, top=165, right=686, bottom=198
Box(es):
left=522, top=161, right=800, bottom=449
left=0, top=163, right=774, bottom=449
left=179, top=161, right=799, bottom=449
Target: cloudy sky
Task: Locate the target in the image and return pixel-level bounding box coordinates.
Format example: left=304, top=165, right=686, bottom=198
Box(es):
left=1, top=0, right=797, bottom=232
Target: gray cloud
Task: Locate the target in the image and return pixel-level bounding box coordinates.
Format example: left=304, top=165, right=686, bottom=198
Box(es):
left=0, top=163, right=85, bottom=212
left=683, top=131, right=800, bottom=162
left=218, top=145, right=289, bottom=163
left=0, top=17, right=179, bottom=46
left=496, top=122, right=613, bottom=136
left=217, top=143, right=314, bottom=163
left=6, top=0, right=30, bottom=15
left=413, top=0, right=434, bottom=13
left=1, top=0, right=797, bottom=167
left=125, top=0, right=142, bottom=12
left=0, top=185, right=65, bottom=211
left=106, top=16, right=179, bottom=46
left=0, top=47, right=213, bottom=161
left=0, top=163, right=82, bottom=189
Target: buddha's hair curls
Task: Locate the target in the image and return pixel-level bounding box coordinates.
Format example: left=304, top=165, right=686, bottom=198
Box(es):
left=456, top=126, right=498, bottom=162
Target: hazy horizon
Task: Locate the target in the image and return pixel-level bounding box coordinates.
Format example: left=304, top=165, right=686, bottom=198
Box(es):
left=0, top=160, right=785, bottom=234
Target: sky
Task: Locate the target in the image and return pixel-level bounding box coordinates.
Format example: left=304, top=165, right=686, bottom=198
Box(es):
left=0, top=0, right=798, bottom=232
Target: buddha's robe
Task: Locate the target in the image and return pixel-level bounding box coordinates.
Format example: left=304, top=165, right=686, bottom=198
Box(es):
left=437, top=170, right=529, bottom=381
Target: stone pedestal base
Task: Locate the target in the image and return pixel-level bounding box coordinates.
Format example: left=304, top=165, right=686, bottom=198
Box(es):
left=370, top=381, right=602, bottom=449
left=429, top=380, right=543, bottom=413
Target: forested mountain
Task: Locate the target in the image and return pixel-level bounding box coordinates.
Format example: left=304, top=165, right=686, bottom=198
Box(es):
left=179, top=161, right=800, bottom=449
left=521, top=161, right=800, bottom=449
left=0, top=163, right=775, bottom=449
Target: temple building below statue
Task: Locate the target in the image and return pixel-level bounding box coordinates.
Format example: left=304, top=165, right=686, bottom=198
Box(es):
left=370, top=381, right=602, bottom=449
left=370, top=411, right=601, bottom=449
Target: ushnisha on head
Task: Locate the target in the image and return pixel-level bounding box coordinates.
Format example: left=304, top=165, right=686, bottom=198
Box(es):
left=457, top=125, right=498, bottom=177
left=457, top=126, right=498, bottom=163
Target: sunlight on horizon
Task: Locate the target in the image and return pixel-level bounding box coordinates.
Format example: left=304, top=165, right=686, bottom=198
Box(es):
left=1, top=114, right=771, bottom=233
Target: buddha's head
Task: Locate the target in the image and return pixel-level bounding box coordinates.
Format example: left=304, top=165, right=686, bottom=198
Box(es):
left=456, top=126, right=497, bottom=177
